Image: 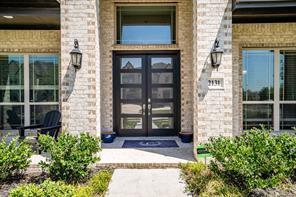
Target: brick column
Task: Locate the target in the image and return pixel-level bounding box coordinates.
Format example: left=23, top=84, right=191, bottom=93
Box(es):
left=60, top=0, right=100, bottom=136
left=193, top=0, right=233, bottom=157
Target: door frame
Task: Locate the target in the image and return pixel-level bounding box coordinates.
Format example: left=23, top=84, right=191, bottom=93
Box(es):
left=113, top=50, right=181, bottom=136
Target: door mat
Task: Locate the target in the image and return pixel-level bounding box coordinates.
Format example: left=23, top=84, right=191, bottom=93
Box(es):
left=122, top=140, right=179, bottom=148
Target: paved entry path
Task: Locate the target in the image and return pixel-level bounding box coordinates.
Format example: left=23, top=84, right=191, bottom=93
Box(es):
left=106, top=169, right=190, bottom=197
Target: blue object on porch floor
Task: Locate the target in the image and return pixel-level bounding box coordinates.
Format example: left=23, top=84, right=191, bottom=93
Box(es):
left=122, top=140, right=179, bottom=148
left=102, top=133, right=116, bottom=143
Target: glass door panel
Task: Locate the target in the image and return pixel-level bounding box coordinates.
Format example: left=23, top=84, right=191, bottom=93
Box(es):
left=152, top=102, right=174, bottom=114
left=115, top=56, right=146, bottom=136
left=114, top=53, right=179, bottom=136
left=147, top=55, right=179, bottom=136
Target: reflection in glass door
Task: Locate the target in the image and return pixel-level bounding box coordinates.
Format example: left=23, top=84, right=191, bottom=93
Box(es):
left=114, top=52, right=180, bottom=136
left=148, top=56, right=178, bottom=136
left=115, top=55, right=146, bottom=136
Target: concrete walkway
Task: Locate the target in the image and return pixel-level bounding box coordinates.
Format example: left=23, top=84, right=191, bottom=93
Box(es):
left=106, top=169, right=190, bottom=197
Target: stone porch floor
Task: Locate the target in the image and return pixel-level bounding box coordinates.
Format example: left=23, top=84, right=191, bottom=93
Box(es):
left=30, top=136, right=195, bottom=167
left=99, top=137, right=194, bottom=167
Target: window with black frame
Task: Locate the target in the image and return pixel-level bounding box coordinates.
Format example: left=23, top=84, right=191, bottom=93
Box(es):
left=116, top=6, right=176, bottom=45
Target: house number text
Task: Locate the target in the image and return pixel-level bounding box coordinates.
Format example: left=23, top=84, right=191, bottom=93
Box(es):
left=208, top=78, right=223, bottom=89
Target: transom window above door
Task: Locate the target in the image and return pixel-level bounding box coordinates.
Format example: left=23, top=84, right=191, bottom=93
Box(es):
left=116, top=6, right=176, bottom=45
left=242, top=49, right=296, bottom=131
left=0, top=54, right=59, bottom=130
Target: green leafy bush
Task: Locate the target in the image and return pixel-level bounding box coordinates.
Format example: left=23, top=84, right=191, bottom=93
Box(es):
left=9, top=180, right=75, bottom=197
left=38, top=132, right=101, bottom=183
left=0, top=137, right=32, bottom=180
left=9, top=170, right=113, bottom=197
left=180, top=162, right=211, bottom=195
left=40, top=180, right=76, bottom=197
left=88, top=170, right=113, bottom=195
left=205, top=127, right=296, bottom=190
left=180, top=163, right=244, bottom=196
left=74, top=186, right=93, bottom=197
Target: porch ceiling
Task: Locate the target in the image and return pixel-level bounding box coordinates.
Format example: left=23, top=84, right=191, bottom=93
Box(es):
left=0, top=0, right=60, bottom=30
left=233, top=0, right=296, bottom=23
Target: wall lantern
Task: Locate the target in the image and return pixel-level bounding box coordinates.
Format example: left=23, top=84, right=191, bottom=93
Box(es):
left=70, top=39, right=82, bottom=70
left=210, top=39, right=224, bottom=69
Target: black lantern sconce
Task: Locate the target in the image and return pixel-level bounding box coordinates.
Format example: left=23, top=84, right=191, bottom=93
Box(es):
left=210, top=39, right=224, bottom=69
left=70, top=39, right=82, bottom=70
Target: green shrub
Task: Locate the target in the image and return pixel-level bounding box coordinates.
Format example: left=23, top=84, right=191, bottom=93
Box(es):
left=9, top=184, right=42, bottom=197
left=74, top=186, right=93, bottom=197
left=9, top=180, right=75, bottom=197
left=9, top=170, right=113, bottom=197
left=40, top=180, right=76, bottom=197
left=205, top=127, right=296, bottom=190
left=88, top=170, right=113, bottom=195
left=180, top=163, right=244, bottom=197
left=38, top=132, right=101, bottom=183
left=0, top=137, right=32, bottom=180
left=180, top=162, right=212, bottom=195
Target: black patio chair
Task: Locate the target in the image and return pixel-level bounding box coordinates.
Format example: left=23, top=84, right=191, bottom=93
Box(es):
left=6, top=109, right=22, bottom=130
left=18, top=110, right=61, bottom=140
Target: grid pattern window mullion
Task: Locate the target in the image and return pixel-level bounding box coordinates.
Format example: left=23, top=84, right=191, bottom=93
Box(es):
left=274, top=49, right=280, bottom=131
left=24, top=54, right=30, bottom=126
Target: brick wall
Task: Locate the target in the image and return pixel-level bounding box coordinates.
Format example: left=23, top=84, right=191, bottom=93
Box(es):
left=233, top=23, right=296, bottom=134
left=0, top=30, right=60, bottom=53
left=100, top=0, right=194, bottom=133
left=193, top=0, right=233, bottom=155
left=60, top=0, right=101, bottom=136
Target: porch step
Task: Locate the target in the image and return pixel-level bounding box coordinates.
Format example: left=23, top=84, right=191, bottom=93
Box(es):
left=95, top=162, right=180, bottom=169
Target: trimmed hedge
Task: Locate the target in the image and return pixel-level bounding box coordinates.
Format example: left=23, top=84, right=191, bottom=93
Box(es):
left=205, top=127, right=296, bottom=190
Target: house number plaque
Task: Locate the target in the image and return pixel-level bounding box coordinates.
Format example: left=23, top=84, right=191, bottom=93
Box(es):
left=208, top=78, right=223, bottom=89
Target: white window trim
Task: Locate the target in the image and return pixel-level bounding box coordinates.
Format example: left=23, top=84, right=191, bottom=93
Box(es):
left=243, top=48, right=296, bottom=131
left=0, top=53, right=60, bottom=128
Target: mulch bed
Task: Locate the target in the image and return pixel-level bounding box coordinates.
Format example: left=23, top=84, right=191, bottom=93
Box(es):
left=0, top=166, right=111, bottom=197
left=249, top=185, right=296, bottom=197
left=0, top=168, right=46, bottom=197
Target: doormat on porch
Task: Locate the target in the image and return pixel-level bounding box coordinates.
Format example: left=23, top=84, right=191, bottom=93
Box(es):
left=122, top=140, right=179, bottom=148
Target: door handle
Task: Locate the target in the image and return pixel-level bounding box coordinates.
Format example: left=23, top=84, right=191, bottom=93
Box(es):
left=148, top=104, right=151, bottom=115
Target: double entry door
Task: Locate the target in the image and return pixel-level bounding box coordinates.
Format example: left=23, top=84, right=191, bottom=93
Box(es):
left=113, top=52, right=180, bottom=136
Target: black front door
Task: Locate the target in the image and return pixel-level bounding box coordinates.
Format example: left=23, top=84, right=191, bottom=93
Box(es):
left=113, top=51, right=180, bottom=136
